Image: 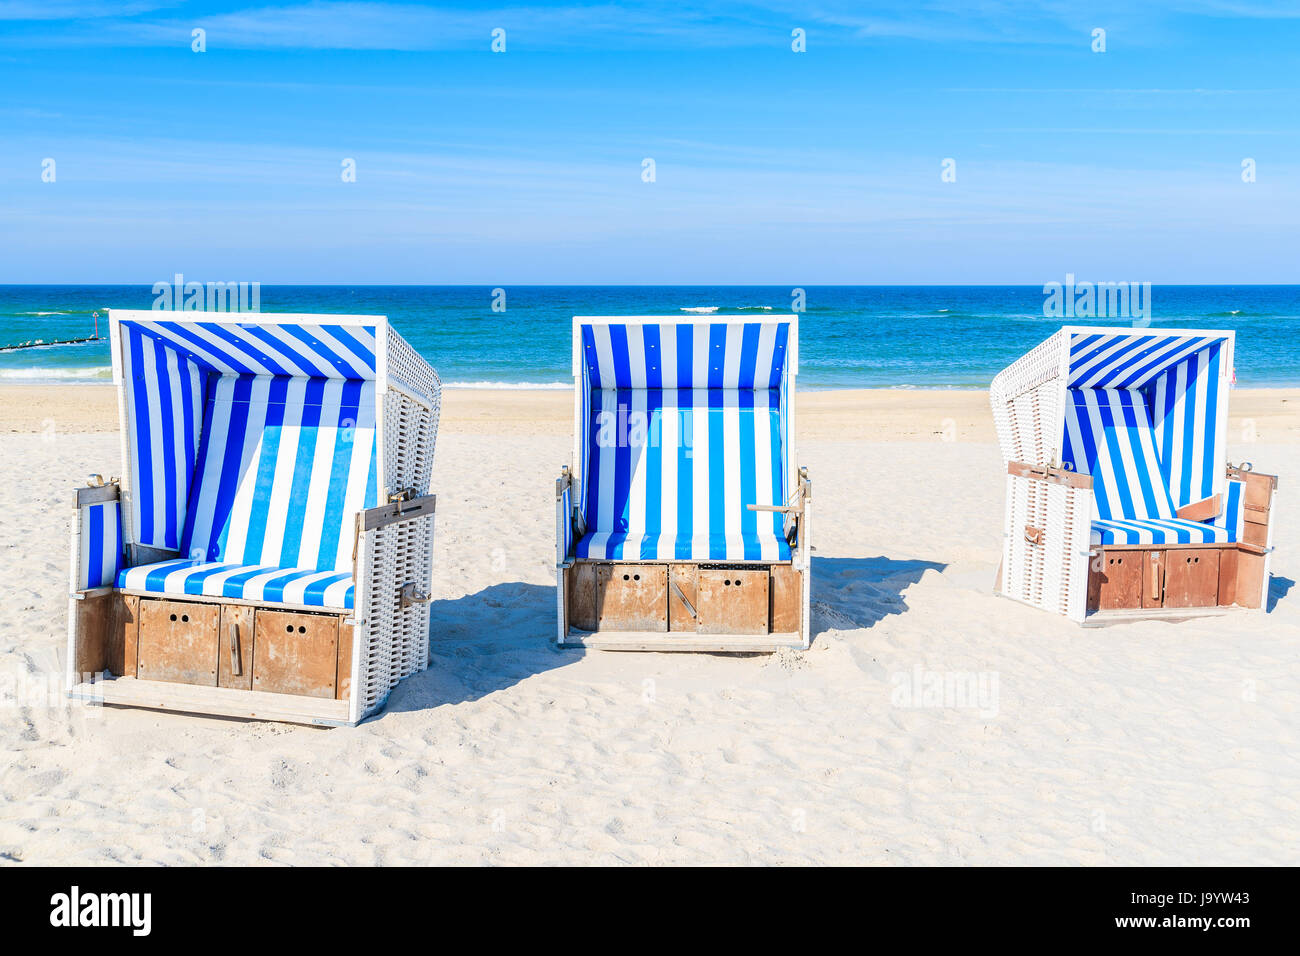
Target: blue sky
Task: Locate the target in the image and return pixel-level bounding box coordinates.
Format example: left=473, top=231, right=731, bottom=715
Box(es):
left=1, top=1, right=1298, bottom=283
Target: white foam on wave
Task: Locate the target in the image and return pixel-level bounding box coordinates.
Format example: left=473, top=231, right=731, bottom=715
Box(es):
left=443, top=380, right=570, bottom=390
left=0, top=365, right=113, bottom=382
left=680, top=306, right=719, bottom=313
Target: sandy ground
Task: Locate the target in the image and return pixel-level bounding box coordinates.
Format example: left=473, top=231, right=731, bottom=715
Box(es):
left=1, top=386, right=1297, bottom=865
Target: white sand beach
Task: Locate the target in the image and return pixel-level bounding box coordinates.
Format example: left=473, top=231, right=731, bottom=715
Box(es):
left=1, top=385, right=1297, bottom=865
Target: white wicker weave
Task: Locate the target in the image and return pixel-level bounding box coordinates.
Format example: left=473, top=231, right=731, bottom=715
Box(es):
left=992, top=329, right=1090, bottom=621
left=990, top=329, right=1067, bottom=470
left=352, top=329, right=441, bottom=722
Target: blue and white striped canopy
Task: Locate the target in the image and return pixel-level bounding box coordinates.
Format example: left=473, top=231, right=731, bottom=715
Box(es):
left=577, top=318, right=792, bottom=389
left=572, top=317, right=796, bottom=563
left=1053, top=327, right=1235, bottom=546
left=1066, top=330, right=1230, bottom=389
left=118, top=314, right=378, bottom=379
left=108, top=311, right=389, bottom=607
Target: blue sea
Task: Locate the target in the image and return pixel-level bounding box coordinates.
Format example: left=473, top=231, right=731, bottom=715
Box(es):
left=2, top=285, right=1298, bottom=388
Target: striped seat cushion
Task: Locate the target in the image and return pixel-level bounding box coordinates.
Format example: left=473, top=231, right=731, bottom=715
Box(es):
left=579, top=387, right=789, bottom=563
left=577, top=531, right=791, bottom=562
left=180, top=375, right=378, bottom=572
left=1090, top=518, right=1233, bottom=546
left=118, top=560, right=354, bottom=609
left=1088, top=451, right=1245, bottom=547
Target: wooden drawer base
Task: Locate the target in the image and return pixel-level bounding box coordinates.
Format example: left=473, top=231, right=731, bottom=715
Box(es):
left=82, top=594, right=353, bottom=702
left=1163, top=549, right=1221, bottom=608
left=565, top=562, right=802, bottom=639
left=1087, top=543, right=1263, bottom=613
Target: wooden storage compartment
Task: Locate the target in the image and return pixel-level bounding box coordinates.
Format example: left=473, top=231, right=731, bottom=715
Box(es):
left=1163, top=549, right=1221, bottom=608
left=1141, top=551, right=1165, bottom=609
left=218, top=605, right=255, bottom=690
left=1087, top=550, right=1142, bottom=611
left=668, top=565, right=699, bottom=632
left=336, top=622, right=354, bottom=701
left=567, top=562, right=598, bottom=631
left=136, top=599, right=220, bottom=686
left=566, top=561, right=798, bottom=638
left=696, top=568, right=770, bottom=634
left=770, top=565, right=802, bottom=632
left=253, top=610, right=339, bottom=699
left=107, top=594, right=141, bottom=677
left=1231, top=548, right=1267, bottom=609
left=1218, top=549, right=1239, bottom=607
left=595, top=564, right=668, bottom=632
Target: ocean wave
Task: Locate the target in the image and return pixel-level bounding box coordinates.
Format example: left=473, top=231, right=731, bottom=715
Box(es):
left=679, top=305, right=777, bottom=313
left=442, top=380, right=569, bottom=390
left=0, top=365, right=113, bottom=382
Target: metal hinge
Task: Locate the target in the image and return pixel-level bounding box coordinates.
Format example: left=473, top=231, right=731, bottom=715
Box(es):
left=399, top=583, right=431, bottom=608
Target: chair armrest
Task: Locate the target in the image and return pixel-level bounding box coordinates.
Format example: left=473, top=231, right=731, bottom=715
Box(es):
left=747, top=469, right=811, bottom=515
left=359, top=494, right=436, bottom=531
left=755, top=466, right=811, bottom=549
left=1006, top=461, right=1093, bottom=490
left=1176, top=494, right=1220, bottom=521
left=556, top=467, right=581, bottom=565
left=76, top=477, right=120, bottom=506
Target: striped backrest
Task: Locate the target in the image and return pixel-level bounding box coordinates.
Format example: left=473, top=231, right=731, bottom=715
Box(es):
left=79, top=500, right=123, bottom=590
left=1149, top=342, right=1228, bottom=508
left=582, top=387, right=785, bottom=556
left=122, top=323, right=209, bottom=551
left=180, top=376, right=379, bottom=572
left=1061, top=388, right=1176, bottom=521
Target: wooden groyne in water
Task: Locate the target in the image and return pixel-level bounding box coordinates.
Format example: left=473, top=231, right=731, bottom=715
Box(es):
left=0, top=335, right=102, bottom=353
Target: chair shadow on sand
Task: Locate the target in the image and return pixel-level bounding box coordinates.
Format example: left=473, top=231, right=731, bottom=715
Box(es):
left=382, top=557, right=949, bottom=713
left=382, top=582, right=573, bottom=712
left=808, top=555, right=946, bottom=640
left=1268, top=576, right=1294, bottom=613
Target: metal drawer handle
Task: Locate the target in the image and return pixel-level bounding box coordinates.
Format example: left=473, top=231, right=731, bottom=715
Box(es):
left=670, top=579, right=697, bottom=619
left=230, top=622, right=242, bottom=677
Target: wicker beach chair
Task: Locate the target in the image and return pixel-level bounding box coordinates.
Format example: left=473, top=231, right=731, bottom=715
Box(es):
left=67, top=310, right=440, bottom=725
left=555, top=315, right=811, bottom=650
left=991, top=326, right=1277, bottom=623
